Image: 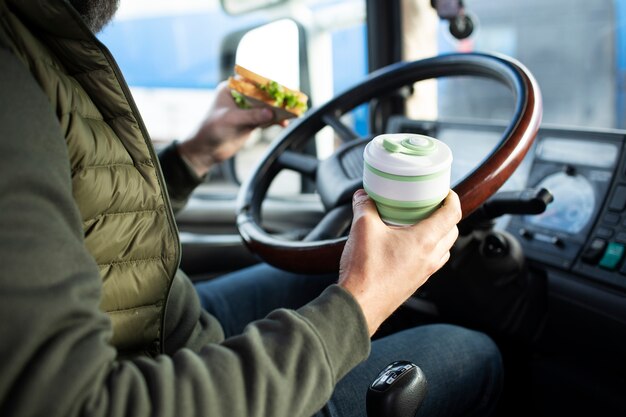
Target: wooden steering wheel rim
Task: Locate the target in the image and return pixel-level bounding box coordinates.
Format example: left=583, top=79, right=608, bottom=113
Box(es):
left=236, top=53, right=542, bottom=274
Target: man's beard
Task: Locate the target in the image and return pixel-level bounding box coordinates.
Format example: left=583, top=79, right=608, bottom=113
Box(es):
left=68, top=0, right=120, bottom=33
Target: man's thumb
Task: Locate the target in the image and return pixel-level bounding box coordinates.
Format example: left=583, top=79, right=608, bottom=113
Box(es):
left=352, top=189, right=378, bottom=220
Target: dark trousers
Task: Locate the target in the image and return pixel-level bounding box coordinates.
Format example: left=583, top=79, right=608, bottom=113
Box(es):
left=195, top=264, right=502, bottom=417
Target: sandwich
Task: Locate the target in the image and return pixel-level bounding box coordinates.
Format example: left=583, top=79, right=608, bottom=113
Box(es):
left=228, top=64, right=309, bottom=121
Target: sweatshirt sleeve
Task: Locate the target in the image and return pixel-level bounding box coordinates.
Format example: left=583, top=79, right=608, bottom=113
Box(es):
left=157, top=141, right=206, bottom=213
left=0, top=47, right=371, bottom=417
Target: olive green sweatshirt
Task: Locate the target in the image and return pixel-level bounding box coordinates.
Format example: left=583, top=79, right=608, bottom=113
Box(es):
left=0, top=1, right=370, bottom=416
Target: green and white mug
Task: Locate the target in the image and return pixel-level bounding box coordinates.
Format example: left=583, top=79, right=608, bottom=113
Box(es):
left=363, top=133, right=453, bottom=226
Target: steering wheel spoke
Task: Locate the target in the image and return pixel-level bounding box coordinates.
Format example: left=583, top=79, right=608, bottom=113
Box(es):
left=303, top=204, right=353, bottom=242
left=277, top=150, right=319, bottom=178
left=322, top=112, right=361, bottom=142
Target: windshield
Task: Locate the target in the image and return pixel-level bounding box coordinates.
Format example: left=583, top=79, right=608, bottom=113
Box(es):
left=433, top=0, right=626, bottom=130
left=99, top=0, right=625, bottom=196
left=99, top=0, right=366, bottom=146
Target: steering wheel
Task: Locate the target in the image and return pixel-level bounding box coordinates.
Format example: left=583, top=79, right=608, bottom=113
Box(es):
left=236, top=52, right=542, bottom=274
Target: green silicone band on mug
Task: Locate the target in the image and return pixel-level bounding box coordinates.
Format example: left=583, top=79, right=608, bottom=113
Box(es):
left=377, top=203, right=440, bottom=224
left=364, top=187, right=447, bottom=209
left=364, top=162, right=447, bottom=182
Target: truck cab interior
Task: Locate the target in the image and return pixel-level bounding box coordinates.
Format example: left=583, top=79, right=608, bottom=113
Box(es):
left=100, top=0, right=626, bottom=415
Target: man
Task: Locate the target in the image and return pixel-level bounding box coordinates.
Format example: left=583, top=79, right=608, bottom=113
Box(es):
left=0, top=0, right=502, bottom=416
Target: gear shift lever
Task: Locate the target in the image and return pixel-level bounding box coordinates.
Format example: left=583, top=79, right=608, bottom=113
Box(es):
left=366, top=361, right=428, bottom=417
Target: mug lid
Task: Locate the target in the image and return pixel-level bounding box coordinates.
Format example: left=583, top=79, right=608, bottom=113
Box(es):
left=364, top=133, right=452, bottom=176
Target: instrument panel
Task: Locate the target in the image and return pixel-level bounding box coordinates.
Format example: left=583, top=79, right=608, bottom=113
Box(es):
left=387, top=117, right=626, bottom=292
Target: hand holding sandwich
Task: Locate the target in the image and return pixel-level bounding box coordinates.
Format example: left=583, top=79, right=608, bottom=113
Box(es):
left=177, top=66, right=308, bottom=177
left=177, top=81, right=275, bottom=177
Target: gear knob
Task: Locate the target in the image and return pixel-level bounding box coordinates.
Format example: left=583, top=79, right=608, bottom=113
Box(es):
left=366, top=361, right=428, bottom=417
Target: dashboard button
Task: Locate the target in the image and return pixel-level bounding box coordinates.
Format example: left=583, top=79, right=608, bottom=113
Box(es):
left=581, top=238, right=607, bottom=264
left=599, top=242, right=625, bottom=270
left=596, top=227, right=614, bottom=239
left=617, top=232, right=626, bottom=243
left=602, top=213, right=620, bottom=225
left=608, top=185, right=626, bottom=212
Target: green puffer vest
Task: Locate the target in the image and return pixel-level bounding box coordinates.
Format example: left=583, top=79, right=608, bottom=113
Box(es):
left=0, top=0, right=180, bottom=354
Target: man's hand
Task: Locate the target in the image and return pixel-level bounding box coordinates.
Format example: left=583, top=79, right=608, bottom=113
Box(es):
left=176, top=81, right=276, bottom=177
left=338, top=189, right=462, bottom=336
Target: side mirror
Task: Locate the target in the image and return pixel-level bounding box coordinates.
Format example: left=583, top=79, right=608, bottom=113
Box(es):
left=234, top=19, right=302, bottom=91
left=230, top=19, right=305, bottom=186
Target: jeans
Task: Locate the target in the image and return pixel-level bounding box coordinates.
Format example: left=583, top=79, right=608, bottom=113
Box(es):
left=195, top=264, right=503, bottom=417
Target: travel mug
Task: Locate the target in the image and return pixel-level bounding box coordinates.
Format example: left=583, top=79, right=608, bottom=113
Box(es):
left=363, top=133, right=453, bottom=226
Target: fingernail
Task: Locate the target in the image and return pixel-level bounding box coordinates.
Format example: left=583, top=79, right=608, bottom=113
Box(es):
left=353, top=189, right=367, bottom=202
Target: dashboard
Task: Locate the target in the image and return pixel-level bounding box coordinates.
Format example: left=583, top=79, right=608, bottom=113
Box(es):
left=385, top=117, right=626, bottom=415
left=387, top=117, right=626, bottom=294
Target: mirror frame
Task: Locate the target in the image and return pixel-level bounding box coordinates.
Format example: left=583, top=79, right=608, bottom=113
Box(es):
left=220, top=0, right=288, bottom=16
